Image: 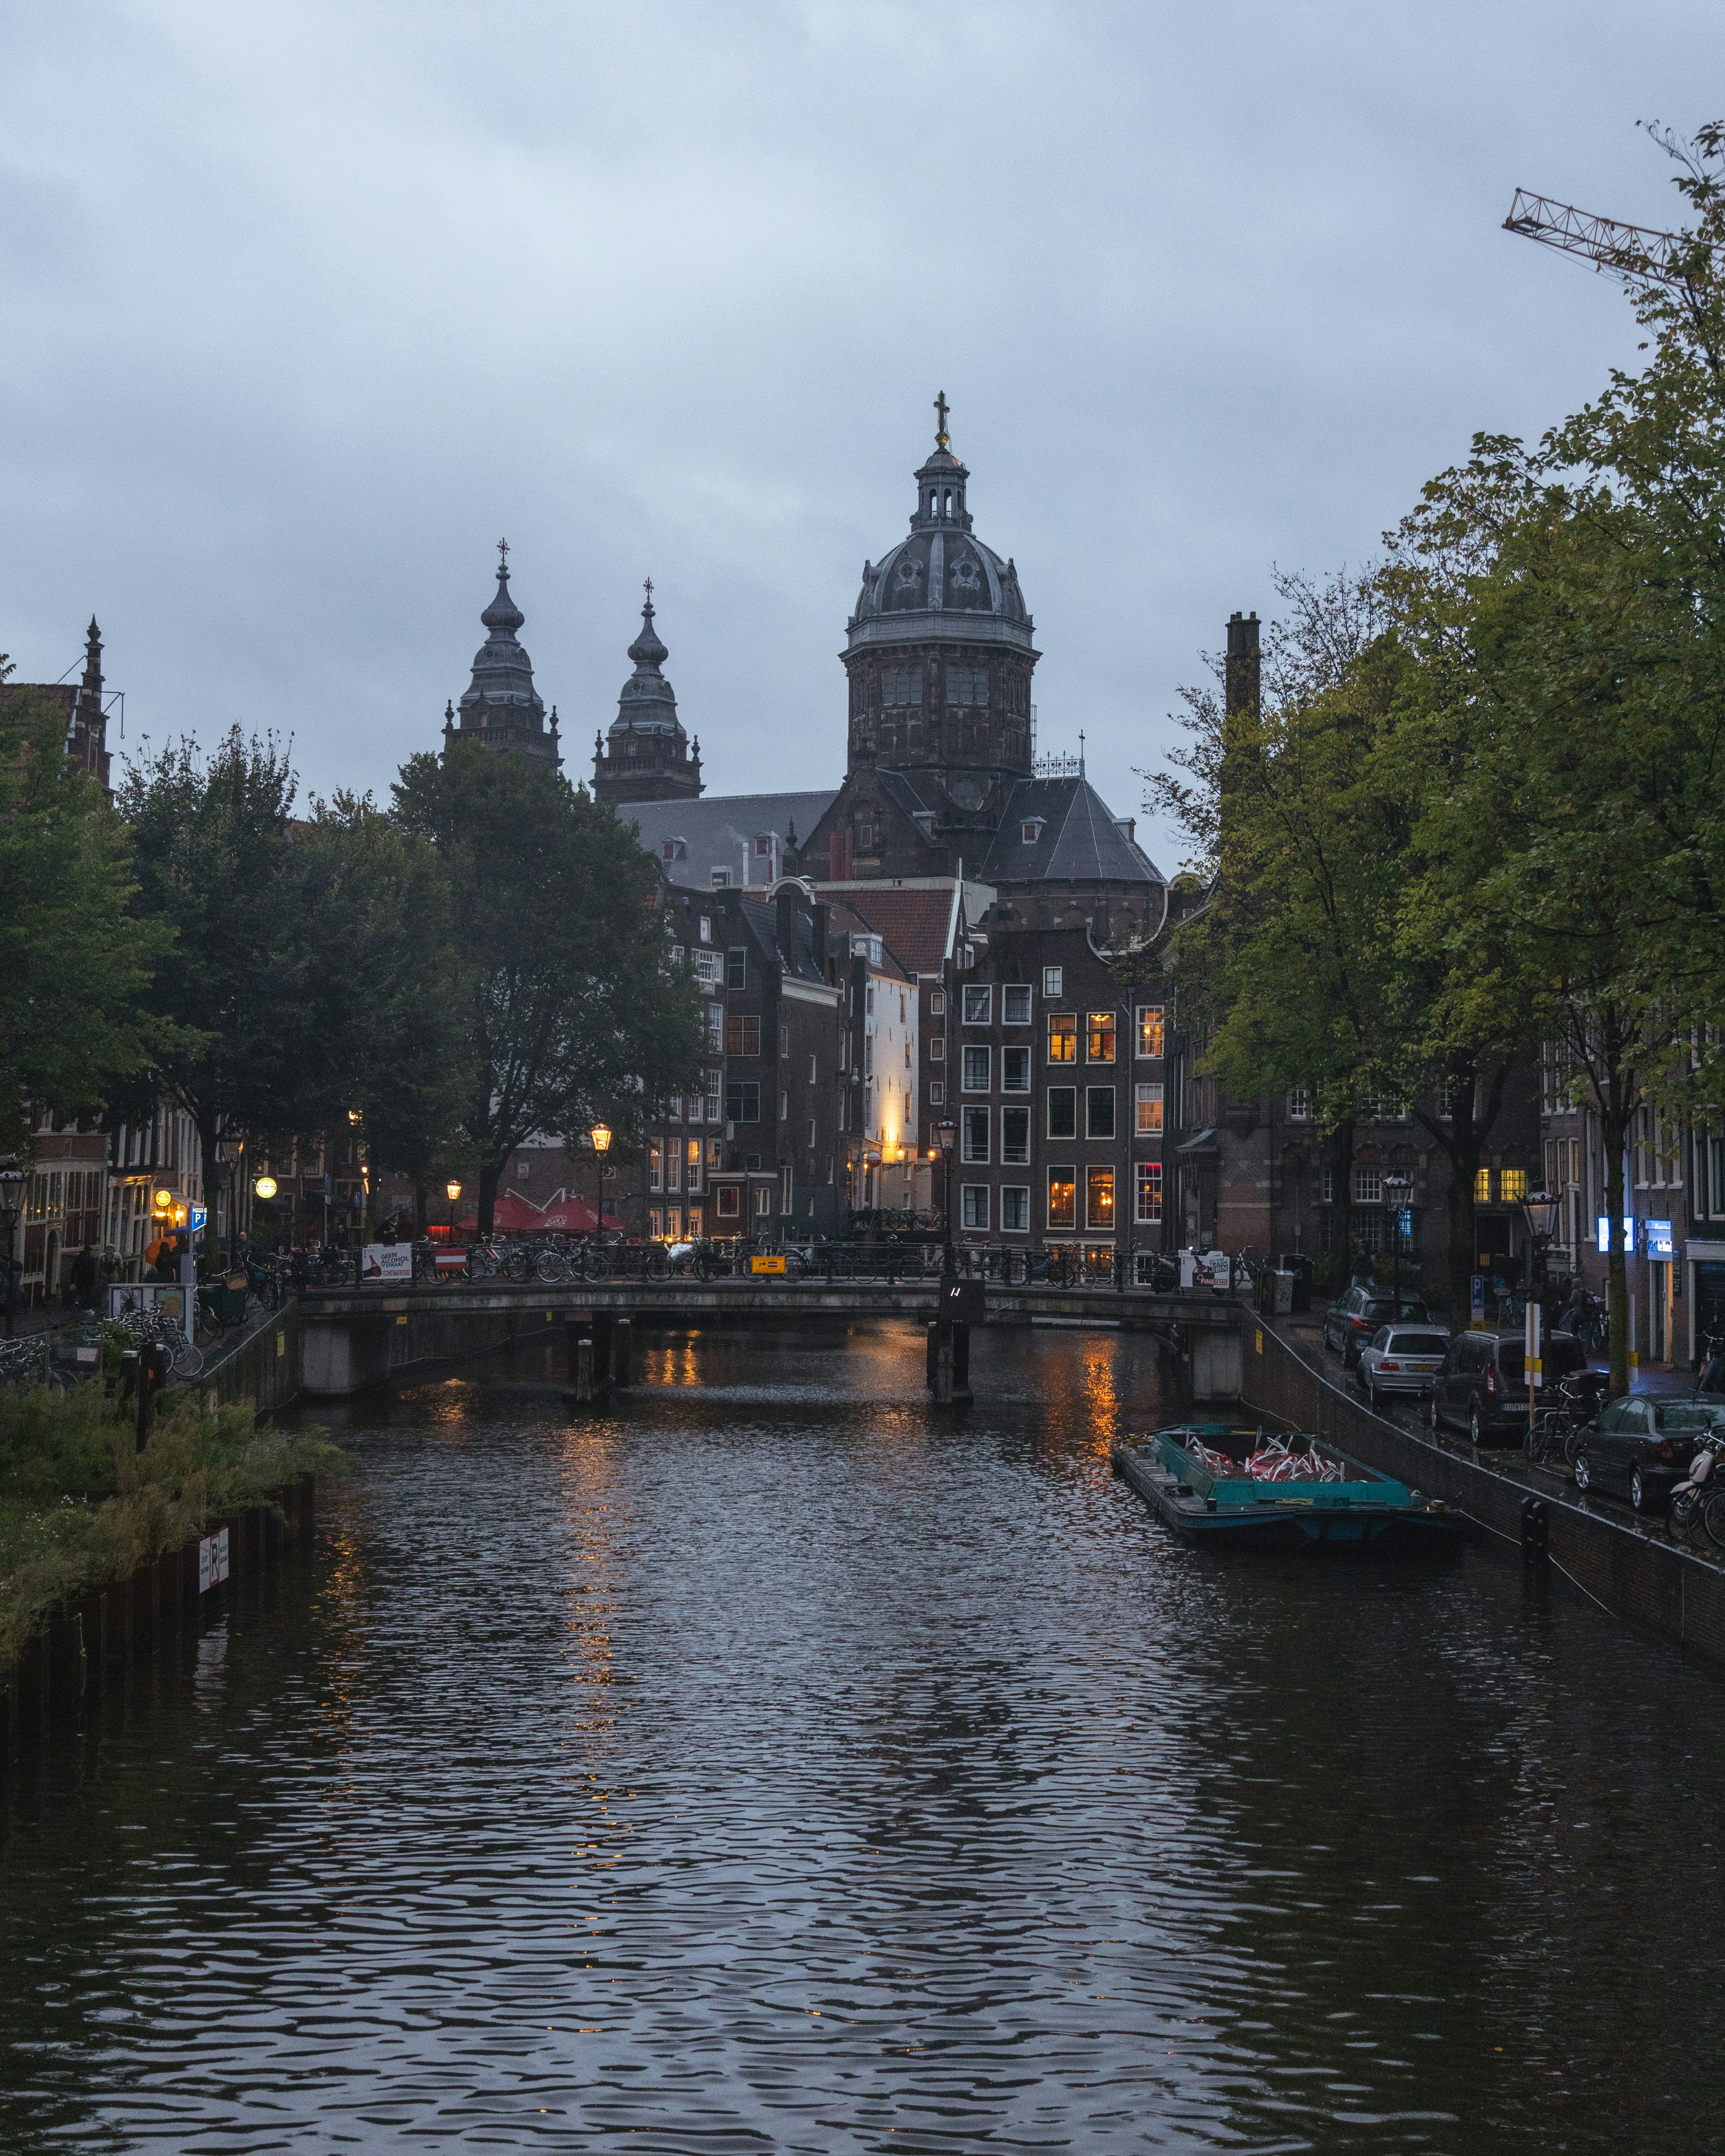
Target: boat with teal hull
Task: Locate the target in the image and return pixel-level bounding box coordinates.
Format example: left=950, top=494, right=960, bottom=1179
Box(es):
left=1112, top=1423, right=1460, bottom=1549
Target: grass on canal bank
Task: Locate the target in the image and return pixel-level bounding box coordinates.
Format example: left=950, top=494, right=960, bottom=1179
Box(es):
left=0, top=1379, right=345, bottom=1672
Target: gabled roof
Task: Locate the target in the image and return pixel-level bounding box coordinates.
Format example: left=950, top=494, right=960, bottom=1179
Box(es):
left=980, top=777, right=1165, bottom=886
left=617, top=790, right=839, bottom=888
left=828, top=885, right=960, bottom=977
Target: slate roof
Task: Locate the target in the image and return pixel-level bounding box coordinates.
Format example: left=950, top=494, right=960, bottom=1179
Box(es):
left=616, top=789, right=839, bottom=888
left=979, top=777, right=1165, bottom=886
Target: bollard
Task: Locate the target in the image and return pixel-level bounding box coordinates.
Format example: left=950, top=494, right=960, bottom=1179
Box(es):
left=1521, top=1494, right=1549, bottom=1567
left=575, top=1337, right=595, bottom=1403
left=612, top=1317, right=632, bottom=1387
left=952, top=1319, right=972, bottom=1403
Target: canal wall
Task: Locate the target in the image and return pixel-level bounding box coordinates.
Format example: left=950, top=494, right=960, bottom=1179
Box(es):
left=0, top=1474, right=317, bottom=1768
left=1240, top=1317, right=1725, bottom=1671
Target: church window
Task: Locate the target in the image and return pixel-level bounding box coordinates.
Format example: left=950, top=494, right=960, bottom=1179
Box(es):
left=910, top=666, right=922, bottom=704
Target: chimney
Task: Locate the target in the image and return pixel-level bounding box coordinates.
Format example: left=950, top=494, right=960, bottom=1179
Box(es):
left=775, top=882, right=801, bottom=970
left=1225, top=610, right=1261, bottom=720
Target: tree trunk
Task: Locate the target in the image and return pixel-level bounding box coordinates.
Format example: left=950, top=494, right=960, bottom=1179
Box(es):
left=1415, top=1053, right=1512, bottom=1322
left=413, top=1173, right=428, bottom=1241
left=477, top=1158, right=500, bottom=1241
left=195, top=1105, right=225, bottom=1262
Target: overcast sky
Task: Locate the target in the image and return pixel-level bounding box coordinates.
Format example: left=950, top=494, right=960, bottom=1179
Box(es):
left=4, top=1, right=1720, bottom=870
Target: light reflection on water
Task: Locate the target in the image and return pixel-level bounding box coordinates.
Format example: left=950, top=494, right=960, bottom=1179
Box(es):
left=1, top=1317, right=1723, bottom=2156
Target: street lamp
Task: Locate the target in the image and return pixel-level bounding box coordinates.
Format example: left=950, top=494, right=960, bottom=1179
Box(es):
left=0, top=1159, right=25, bottom=1340
left=935, top=1119, right=957, bottom=1277
left=445, top=1178, right=462, bottom=1240
left=1383, top=1170, right=1412, bottom=1316
left=590, top=1123, right=612, bottom=1244
left=1521, top=1184, right=1559, bottom=1306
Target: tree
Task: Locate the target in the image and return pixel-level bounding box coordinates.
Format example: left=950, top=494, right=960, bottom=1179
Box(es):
left=120, top=730, right=345, bottom=1213
left=1146, top=571, right=1528, bottom=1310
left=0, top=669, right=166, bottom=1154
left=296, top=795, right=475, bottom=1238
left=390, top=741, right=704, bottom=1237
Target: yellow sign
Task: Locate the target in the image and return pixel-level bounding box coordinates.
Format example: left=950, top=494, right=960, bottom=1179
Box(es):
left=750, top=1254, right=787, bottom=1276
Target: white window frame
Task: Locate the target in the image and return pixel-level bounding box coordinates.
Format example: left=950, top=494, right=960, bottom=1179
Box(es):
left=1136, top=1004, right=1164, bottom=1058
left=1134, top=1082, right=1163, bottom=1135
left=1135, top=1161, right=1163, bottom=1224
left=1002, top=984, right=1032, bottom=1026
left=962, top=985, right=992, bottom=1025
left=1001, top=1047, right=1031, bottom=1093
left=1000, top=1185, right=1030, bottom=1233
left=962, top=1045, right=991, bottom=1093
left=961, top=1184, right=990, bottom=1231
left=1042, top=966, right=1063, bottom=999
left=1287, top=1087, right=1310, bottom=1121
left=1000, top=1105, right=1031, bottom=1165
left=961, top=1106, right=990, bottom=1164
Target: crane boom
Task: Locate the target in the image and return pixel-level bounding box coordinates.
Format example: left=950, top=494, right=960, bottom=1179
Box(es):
left=1503, top=188, right=1694, bottom=286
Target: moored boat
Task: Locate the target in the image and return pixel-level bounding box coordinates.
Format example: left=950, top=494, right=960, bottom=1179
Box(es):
left=1111, top=1423, right=1460, bottom=1548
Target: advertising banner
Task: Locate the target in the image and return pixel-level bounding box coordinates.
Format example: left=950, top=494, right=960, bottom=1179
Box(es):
left=106, top=1282, right=191, bottom=1327
left=362, top=1243, right=414, bottom=1284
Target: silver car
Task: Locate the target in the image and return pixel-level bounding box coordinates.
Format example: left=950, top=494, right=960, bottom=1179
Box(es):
left=1357, top=1323, right=1451, bottom=1407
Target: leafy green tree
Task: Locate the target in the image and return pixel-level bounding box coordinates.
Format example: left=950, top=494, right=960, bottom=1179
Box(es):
left=296, top=795, right=474, bottom=1237
left=0, top=668, right=167, bottom=1154
left=391, top=740, right=703, bottom=1237
left=120, top=729, right=347, bottom=1212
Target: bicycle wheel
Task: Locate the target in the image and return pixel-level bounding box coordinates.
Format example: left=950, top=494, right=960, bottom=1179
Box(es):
left=171, top=1332, right=204, bottom=1378
left=535, top=1252, right=566, bottom=1284
left=582, top=1248, right=611, bottom=1283
left=645, top=1247, right=669, bottom=1281
left=1700, top=1486, right=1725, bottom=1551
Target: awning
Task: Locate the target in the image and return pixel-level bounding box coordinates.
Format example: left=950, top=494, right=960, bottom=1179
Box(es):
left=1177, top=1128, right=1221, bottom=1157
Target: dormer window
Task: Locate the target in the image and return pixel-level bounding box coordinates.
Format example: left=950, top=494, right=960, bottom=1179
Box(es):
left=1022, top=818, right=1045, bottom=846
left=698, top=916, right=712, bottom=944
left=662, top=838, right=686, bottom=862
left=710, top=869, right=730, bottom=889
left=754, top=836, right=772, bottom=859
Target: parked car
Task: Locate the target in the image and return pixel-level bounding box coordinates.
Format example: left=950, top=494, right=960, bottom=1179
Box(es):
left=1357, top=1324, right=1451, bottom=1407
left=1322, top=1285, right=1433, bottom=1368
left=1573, top=1398, right=1725, bottom=1512
left=1428, top=1327, right=1591, bottom=1445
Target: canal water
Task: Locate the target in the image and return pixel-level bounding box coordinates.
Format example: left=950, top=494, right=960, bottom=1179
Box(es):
left=3, top=1319, right=1722, bottom=2154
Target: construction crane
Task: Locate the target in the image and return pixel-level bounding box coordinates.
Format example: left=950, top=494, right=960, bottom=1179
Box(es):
left=1502, top=188, right=1703, bottom=288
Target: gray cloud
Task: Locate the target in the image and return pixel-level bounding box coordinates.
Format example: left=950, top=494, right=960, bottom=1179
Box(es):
left=3, top=0, right=1718, bottom=865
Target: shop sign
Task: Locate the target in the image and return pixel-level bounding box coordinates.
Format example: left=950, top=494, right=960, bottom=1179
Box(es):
left=363, top=1243, right=414, bottom=1283
left=197, top=1527, right=230, bottom=1594
left=750, top=1254, right=787, bottom=1275
left=1647, top=1219, right=1675, bottom=1258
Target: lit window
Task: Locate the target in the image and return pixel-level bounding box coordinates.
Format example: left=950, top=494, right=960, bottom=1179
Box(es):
left=1501, top=1168, right=1528, bottom=1204
left=1088, top=1012, right=1115, bottom=1063
left=1137, top=1005, right=1163, bottom=1057
left=1474, top=1167, right=1492, bottom=1204
left=1047, top=1012, right=1077, bottom=1064
left=1135, top=1083, right=1163, bottom=1134
left=1086, top=1165, right=1115, bottom=1228
left=716, top=1187, right=740, bottom=1219
left=1135, top=1162, right=1163, bottom=1224
left=1047, top=1166, right=1076, bottom=1229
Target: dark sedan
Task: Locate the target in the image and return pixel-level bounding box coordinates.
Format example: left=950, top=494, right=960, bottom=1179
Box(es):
left=1573, top=1399, right=1725, bottom=1513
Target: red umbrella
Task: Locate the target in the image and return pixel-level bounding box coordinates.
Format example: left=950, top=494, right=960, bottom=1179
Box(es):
left=535, top=1193, right=622, bottom=1233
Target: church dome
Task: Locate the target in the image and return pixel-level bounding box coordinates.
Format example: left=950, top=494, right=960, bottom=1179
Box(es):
left=848, top=411, right=1032, bottom=652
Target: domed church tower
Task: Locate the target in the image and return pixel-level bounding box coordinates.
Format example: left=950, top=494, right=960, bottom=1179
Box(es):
left=842, top=393, right=1039, bottom=815
left=591, top=583, right=703, bottom=806
left=441, top=542, right=561, bottom=766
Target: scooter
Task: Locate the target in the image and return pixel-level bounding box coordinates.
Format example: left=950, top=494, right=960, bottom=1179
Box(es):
left=1669, top=1443, right=1722, bottom=1543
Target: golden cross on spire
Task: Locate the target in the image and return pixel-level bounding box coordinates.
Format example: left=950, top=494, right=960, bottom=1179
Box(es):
left=644, top=577, right=653, bottom=601
left=934, top=390, right=950, bottom=449
left=497, top=537, right=509, bottom=570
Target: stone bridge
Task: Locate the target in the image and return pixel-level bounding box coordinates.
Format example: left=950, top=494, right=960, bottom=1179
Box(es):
left=294, top=1278, right=1246, bottom=1398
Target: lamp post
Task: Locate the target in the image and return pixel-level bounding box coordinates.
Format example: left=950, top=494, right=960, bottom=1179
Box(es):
left=935, top=1118, right=956, bottom=1278
left=0, top=1159, right=25, bottom=1339
left=590, top=1122, right=612, bottom=1244
left=1521, top=1185, right=1559, bottom=1308
left=1383, top=1170, right=1412, bottom=1316
left=347, top=1109, right=367, bottom=1247
left=445, top=1179, right=462, bottom=1241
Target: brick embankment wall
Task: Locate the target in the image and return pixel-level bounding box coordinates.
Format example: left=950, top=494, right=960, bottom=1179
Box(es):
left=1239, top=1317, right=1725, bottom=1669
